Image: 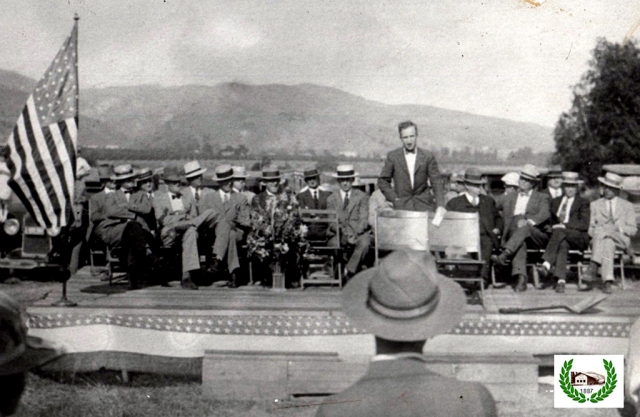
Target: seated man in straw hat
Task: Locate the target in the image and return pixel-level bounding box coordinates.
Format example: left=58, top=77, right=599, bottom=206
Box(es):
left=316, top=251, right=496, bottom=417
left=542, top=167, right=564, bottom=200
left=582, top=172, right=637, bottom=294
left=446, top=168, right=502, bottom=286
left=298, top=167, right=333, bottom=240
left=182, top=160, right=209, bottom=215
left=91, top=164, right=157, bottom=290
left=536, top=172, right=590, bottom=293
left=231, top=166, right=255, bottom=205
left=129, top=167, right=158, bottom=233
left=154, top=167, right=234, bottom=290
left=0, top=291, right=63, bottom=416
left=491, top=164, right=550, bottom=292
left=199, top=165, right=251, bottom=288
left=327, top=165, right=370, bottom=281
left=493, top=172, right=520, bottom=211
left=251, top=165, right=284, bottom=213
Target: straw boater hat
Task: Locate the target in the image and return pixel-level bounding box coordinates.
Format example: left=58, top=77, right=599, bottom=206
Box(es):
left=183, top=161, right=207, bottom=179
left=547, top=166, right=563, bottom=178
left=136, top=167, right=153, bottom=182
left=331, top=164, right=358, bottom=179
left=501, top=172, right=520, bottom=187
left=342, top=251, right=466, bottom=342
left=162, top=166, right=183, bottom=183
left=561, top=171, right=583, bottom=185
left=110, top=164, right=136, bottom=181
left=598, top=172, right=623, bottom=189
left=303, top=167, right=320, bottom=180
left=0, top=292, right=63, bottom=376
left=213, top=165, right=234, bottom=182
left=463, top=168, right=486, bottom=185
left=232, top=166, right=248, bottom=180
left=260, top=165, right=281, bottom=180
left=519, top=164, right=540, bottom=182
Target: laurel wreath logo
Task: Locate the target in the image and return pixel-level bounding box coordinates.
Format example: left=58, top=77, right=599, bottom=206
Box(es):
left=559, top=359, right=617, bottom=403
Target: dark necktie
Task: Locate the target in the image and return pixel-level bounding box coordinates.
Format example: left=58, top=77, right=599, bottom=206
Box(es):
left=608, top=200, right=614, bottom=221
left=171, top=194, right=180, bottom=200
left=405, top=149, right=415, bottom=154
left=343, top=192, right=350, bottom=211
left=312, top=190, right=319, bottom=209
left=223, top=193, right=229, bottom=206
left=557, top=198, right=568, bottom=222
left=195, top=189, right=200, bottom=202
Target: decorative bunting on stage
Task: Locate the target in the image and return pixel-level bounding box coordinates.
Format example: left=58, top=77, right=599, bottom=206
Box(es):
left=5, top=19, right=79, bottom=235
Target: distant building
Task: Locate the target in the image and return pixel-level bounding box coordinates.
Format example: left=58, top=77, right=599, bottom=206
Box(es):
left=571, top=372, right=605, bottom=386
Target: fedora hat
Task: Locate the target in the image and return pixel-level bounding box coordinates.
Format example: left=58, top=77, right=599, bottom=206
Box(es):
left=303, top=167, right=320, bottom=179
left=561, top=171, right=583, bottom=185
left=232, top=166, right=248, bottom=179
left=342, top=251, right=465, bottom=341
left=163, top=166, right=183, bottom=183
left=261, top=165, right=281, bottom=180
left=598, top=172, right=623, bottom=189
left=332, top=164, right=358, bottom=179
left=110, top=164, right=136, bottom=181
left=519, top=164, right=540, bottom=182
left=546, top=166, right=563, bottom=178
left=213, top=164, right=234, bottom=182
left=463, top=168, right=486, bottom=185
left=183, top=161, right=207, bottom=179
left=501, top=172, right=520, bottom=187
left=136, top=167, right=153, bottom=182
left=0, top=292, right=63, bottom=376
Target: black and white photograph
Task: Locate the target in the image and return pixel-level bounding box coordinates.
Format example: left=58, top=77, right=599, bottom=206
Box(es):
left=1, top=1, right=640, bottom=416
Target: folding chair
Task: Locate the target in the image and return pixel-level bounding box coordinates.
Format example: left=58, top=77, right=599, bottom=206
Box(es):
left=374, top=210, right=429, bottom=264
left=299, top=209, right=342, bottom=288
left=427, top=212, right=486, bottom=307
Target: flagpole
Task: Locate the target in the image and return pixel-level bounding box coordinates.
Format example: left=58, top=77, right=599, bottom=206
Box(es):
left=52, top=13, right=80, bottom=308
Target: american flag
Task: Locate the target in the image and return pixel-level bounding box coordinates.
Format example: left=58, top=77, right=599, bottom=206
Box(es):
left=5, top=20, right=79, bottom=235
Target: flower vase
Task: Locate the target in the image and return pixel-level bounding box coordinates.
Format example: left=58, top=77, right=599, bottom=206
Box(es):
left=271, top=260, right=286, bottom=291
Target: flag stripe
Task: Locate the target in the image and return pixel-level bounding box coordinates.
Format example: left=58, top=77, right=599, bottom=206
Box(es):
left=20, top=101, right=61, bottom=228
left=49, top=120, right=76, bottom=223
left=6, top=128, right=51, bottom=228
left=26, top=96, right=68, bottom=226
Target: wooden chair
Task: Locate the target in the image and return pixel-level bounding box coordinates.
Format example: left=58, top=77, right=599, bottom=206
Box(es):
left=374, top=210, right=429, bottom=264
left=428, top=212, right=486, bottom=307
left=86, top=200, right=124, bottom=285
left=299, top=209, right=342, bottom=288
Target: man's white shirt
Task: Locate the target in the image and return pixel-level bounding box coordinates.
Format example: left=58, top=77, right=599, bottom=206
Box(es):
left=404, top=149, right=416, bottom=189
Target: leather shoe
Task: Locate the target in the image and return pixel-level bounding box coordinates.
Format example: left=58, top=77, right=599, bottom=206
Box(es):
left=602, top=281, right=613, bottom=294
left=578, top=282, right=594, bottom=292
left=491, top=252, right=509, bottom=267
left=536, top=265, right=549, bottom=279
left=514, top=275, right=527, bottom=292
left=555, top=281, right=565, bottom=293
left=207, top=258, right=222, bottom=275
left=180, top=278, right=198, bottom=290
left=229, top=271, right=238, bottom=289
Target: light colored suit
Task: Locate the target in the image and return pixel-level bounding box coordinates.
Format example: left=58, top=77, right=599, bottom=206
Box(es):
left=377, top=147, right=444, bottom=211
left=153, top=190, right=231, bottom=274
left=327, top=188, right=370, bottom=274
left=91, top=190, right=134, bottom=247
left=589, top=196, right=638, bottom=281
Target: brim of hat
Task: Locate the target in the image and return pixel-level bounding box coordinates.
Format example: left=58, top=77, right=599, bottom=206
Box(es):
left=136, top=174, right=153, bottom=181
left=520, top=173, right=539, bottom=181
left=598, top=177, right=622, bottom=189
left=214, top=175, right=233, bottom=182
left=331, top=172, right=359, bottom=178
left=342, top=267, right=466, bottom=341
left=562, top=180, right=582, bottom=185
left=304, top=174, right=320, bottom=179
left=164, top=177, right=182, bottom=183
left=464, top=179, right=486, bottom=185
left=185, top=168, right=207, bottom=178
left=110, top=172, right=137, bottom=181
left=504, top=182, right=519, bottom=187
left=232, top=174, right=248, bottom=179
left=261, top=175, right=282, bottom=180
left=0, top=336, right=63, bottom=376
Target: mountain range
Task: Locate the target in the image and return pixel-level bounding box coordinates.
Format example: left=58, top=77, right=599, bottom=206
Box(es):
left=0, top=69, right=554, bottom=156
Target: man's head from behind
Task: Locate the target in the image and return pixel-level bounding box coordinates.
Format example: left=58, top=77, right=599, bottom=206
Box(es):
left=341, top=251, right=465, bottom=353
left=398, top=121, right=418, bottom=152
left=0, top=292, right=62, bottom=415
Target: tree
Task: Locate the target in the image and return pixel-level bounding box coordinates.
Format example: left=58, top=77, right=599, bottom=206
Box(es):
left=553, top=38, right=640, bottom=184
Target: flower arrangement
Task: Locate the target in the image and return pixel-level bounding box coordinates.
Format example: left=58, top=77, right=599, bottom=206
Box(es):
left=247, top=192, right=309, bottom=265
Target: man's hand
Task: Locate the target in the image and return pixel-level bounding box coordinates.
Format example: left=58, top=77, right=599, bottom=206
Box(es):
left=517, top=219, right=528, bottom=228
left=492, top=228, right=501, bottom=236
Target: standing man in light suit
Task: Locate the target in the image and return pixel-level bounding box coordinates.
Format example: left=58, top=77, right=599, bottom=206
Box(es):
left=377, top=121, right=444, bottom=213
left=583, top=172, right=637, bottom=294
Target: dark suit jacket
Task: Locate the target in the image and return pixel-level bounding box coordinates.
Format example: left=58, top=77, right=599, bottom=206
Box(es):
left=251, top=190, right=279, bottom=213
left=91, top=190, right=134, bottom=247
left=316, top=355, right=497, bottom=417
left=377, top=147, right=444, bottom=210
left=297, top=188, right=331, bottom=210
left=446, top=194, right=503, bottom=241
left=550, top=195, right=590, bottom=231
left=501, top=190, right=550, bottom=244
left=326, top=189, right=369, bottom=237
left=129, top=190, right=157, bottom=231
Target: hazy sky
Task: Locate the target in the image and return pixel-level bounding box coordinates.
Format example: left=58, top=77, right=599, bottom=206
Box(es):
left=2, top=0, right=640, bottom=127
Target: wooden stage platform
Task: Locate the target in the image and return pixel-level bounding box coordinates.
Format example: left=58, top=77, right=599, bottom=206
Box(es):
left=25, top=267, right=637, bottom=361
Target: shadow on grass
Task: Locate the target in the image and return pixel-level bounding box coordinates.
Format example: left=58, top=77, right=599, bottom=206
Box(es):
left=80, top=283, right=128, bottom=295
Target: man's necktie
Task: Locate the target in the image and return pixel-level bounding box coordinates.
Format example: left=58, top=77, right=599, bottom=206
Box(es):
left=343, top=192, right=350, bottom=211
left=405, top=149, right=416, bottom=154
left=557, top=199, right=568, bottom=223
left=171, top=194, right=180, bottom=200
left=223, top=193, right=229, bottom=206
left=312, top=191, right=319, bottom=209
left=609, top=200, right=614, bottom=221
left=195, top=190, right=200, bottom=202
